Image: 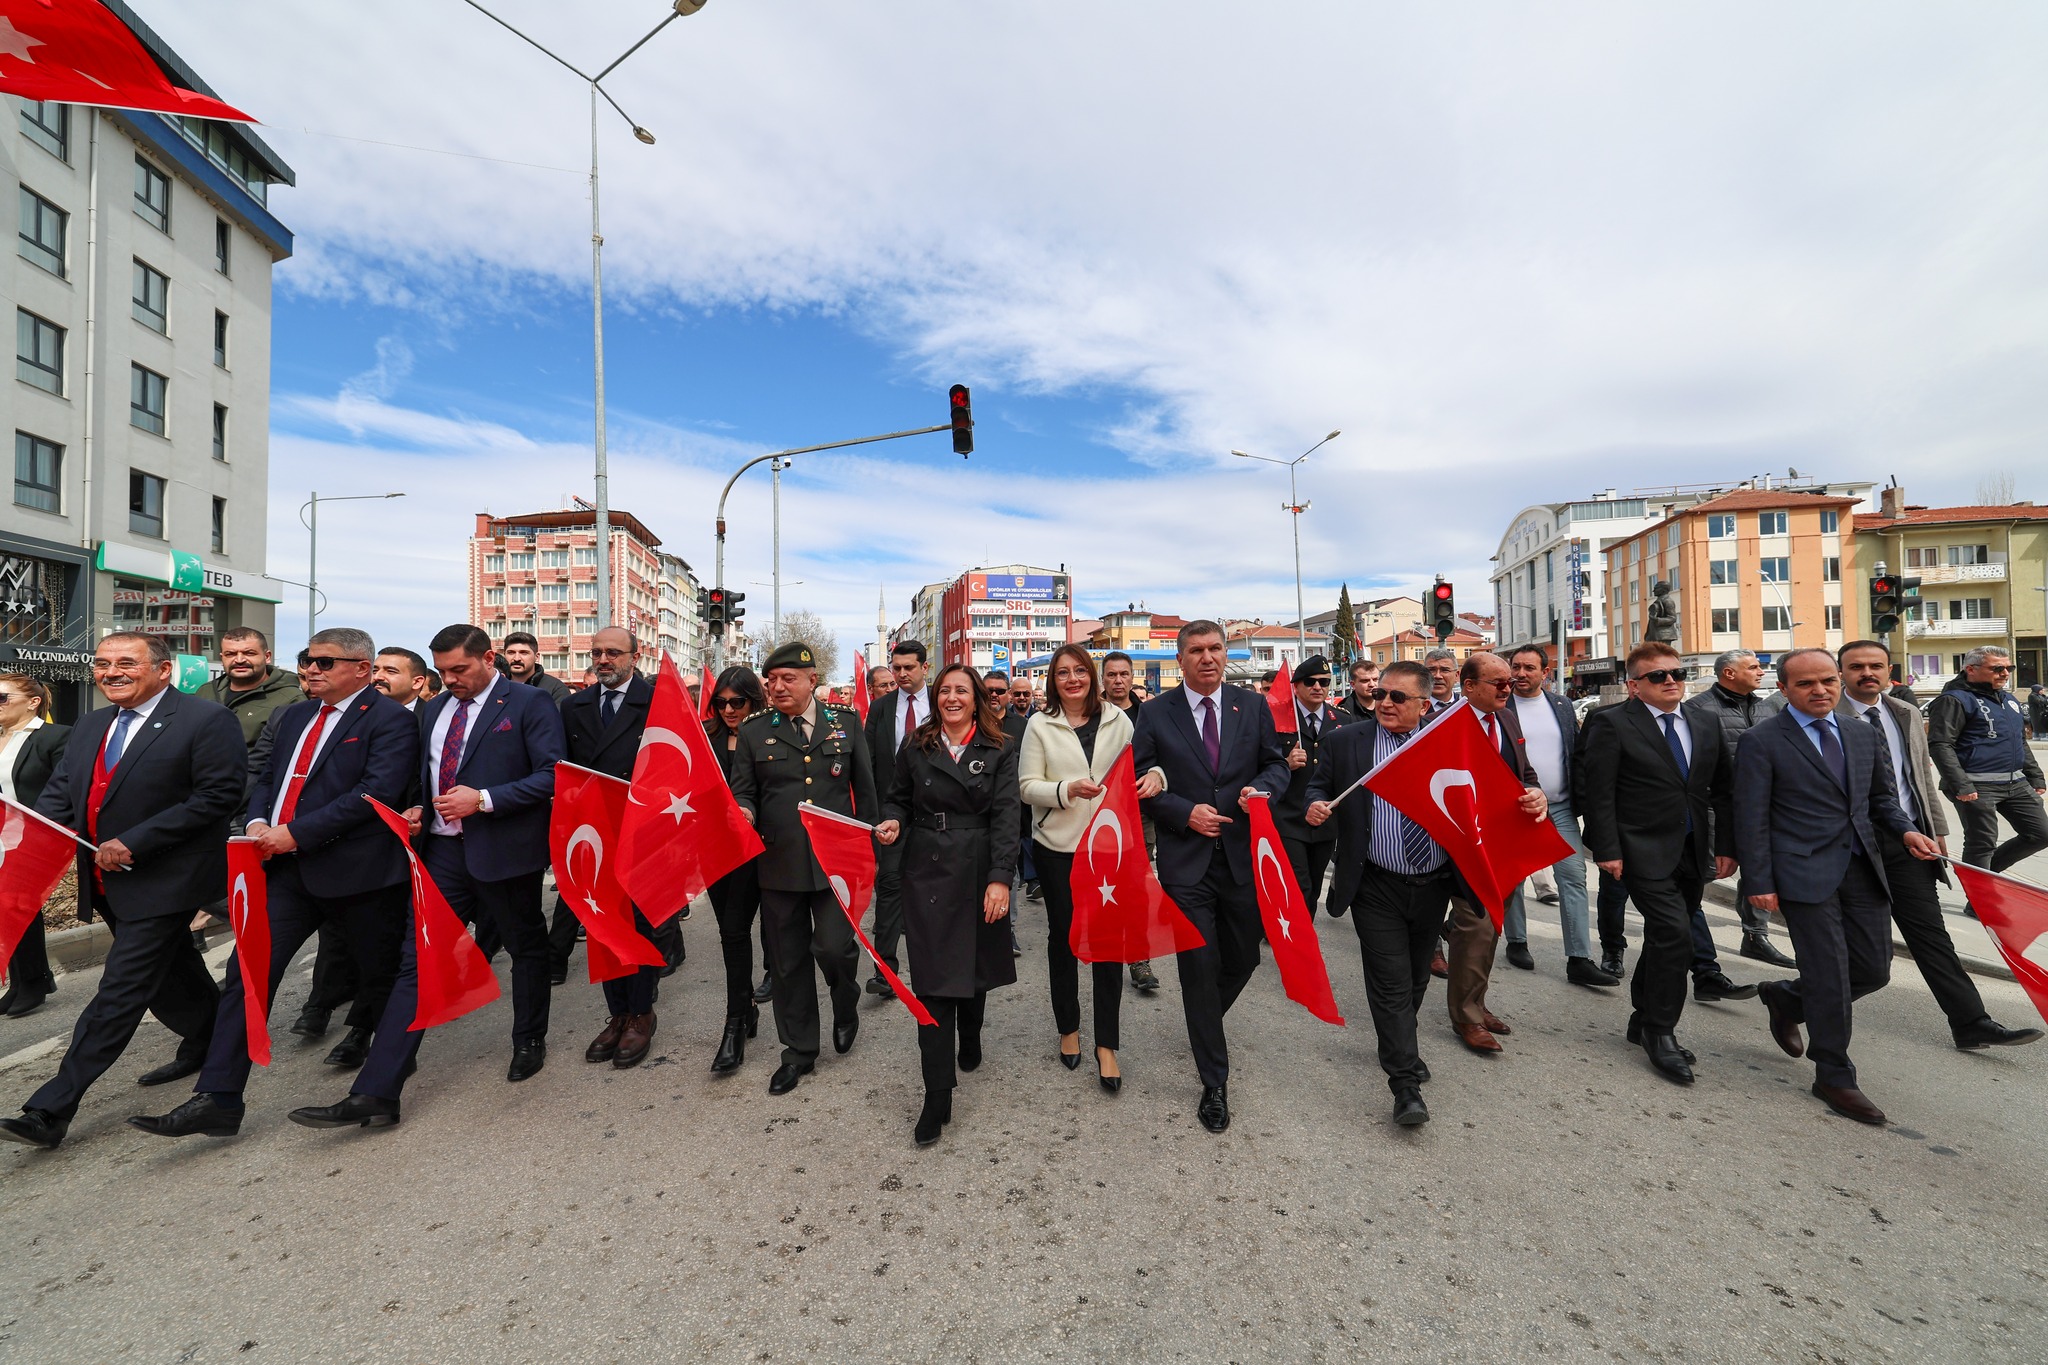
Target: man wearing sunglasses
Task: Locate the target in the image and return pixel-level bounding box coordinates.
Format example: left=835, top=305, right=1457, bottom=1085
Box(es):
left=1927, top=646, right=2047, bottom=904
left=1270, top=656, right=1349, bottom=917
left=1577, top=641, right=1745, bottom=1086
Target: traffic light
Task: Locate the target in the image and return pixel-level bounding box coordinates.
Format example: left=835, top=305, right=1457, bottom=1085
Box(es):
left=695, top=587, right=709, bottom=622
left=726, top=590, right=747, bottom=627
left=949, top=384, right=974, bottom=457
left=1869, top=575, right=1901, bottom=634
left=1430, top=578, right=1456, bottom=641
left=705, top=586, right=728, bottom=636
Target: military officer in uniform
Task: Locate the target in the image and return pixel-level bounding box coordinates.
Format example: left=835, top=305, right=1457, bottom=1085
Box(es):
left=728, top=641, right=878, bottom=1096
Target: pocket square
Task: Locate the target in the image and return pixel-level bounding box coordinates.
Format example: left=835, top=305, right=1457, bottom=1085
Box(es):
left=342, top=736, right=361, bottom=744
left=495, top=719, right=514, bottom=732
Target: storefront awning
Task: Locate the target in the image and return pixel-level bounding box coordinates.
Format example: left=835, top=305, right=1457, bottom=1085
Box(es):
left=96, top=542, right=285, bottom=604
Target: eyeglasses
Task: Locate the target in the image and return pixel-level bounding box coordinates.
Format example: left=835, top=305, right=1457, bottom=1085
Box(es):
left=1978, top=663, right=2013, bottom=674
left=0, top=693, right=24, bottom=704
left=1633, top=667, right=1689, bottom=684
left=714, top=696, right=750, bottom=711
left=1302, top=677, right=1332, bottom=688
left=91, top=659, right=155, bottom=673
left=591, top=648, right=632, bottom=660
left=1371, top=688, right=1422, bottom=705
left=304, top=655, right=369, bottom=671
left=1475, top=677, right=1512, bottom=690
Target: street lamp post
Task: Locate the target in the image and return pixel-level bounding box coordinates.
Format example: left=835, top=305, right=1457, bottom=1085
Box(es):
left=300, top=492, right=404, bottom=640
left=1232, top=431, right=1341, bottom=658
left=462, top=0, right=708, bottom=631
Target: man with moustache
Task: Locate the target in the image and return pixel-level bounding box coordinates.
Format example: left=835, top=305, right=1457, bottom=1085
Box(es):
left=373, top=648, right=434, bottom=711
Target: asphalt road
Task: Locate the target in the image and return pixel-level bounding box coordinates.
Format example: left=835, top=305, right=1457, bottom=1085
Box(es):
left=1, top=887, right=2044, bottom=1363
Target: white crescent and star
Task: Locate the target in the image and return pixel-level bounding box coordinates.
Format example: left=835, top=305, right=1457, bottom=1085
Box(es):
left=1429, top=769, right=1475, bottom=834
left=230, top=873, right=249, bottom=934
left=1085, top=809, right=1127, bottom=904
left=1254, top=837, right=1294, bottom=941
left=566, top=823, right=604, bottom=889
left=829, top=874, right=852, bottom=914
left=628, top=728, right=696, bottom=812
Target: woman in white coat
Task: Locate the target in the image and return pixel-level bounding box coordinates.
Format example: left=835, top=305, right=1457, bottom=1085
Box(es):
left=1019, top=644, right=1163, bottom=1092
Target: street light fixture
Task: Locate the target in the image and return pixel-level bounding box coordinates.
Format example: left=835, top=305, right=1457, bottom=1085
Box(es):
left=461, top=0, right=707, bottom=632
left=1232, top=430, right=1341, bottom=658
left=300, top=492, right=405, bottom=640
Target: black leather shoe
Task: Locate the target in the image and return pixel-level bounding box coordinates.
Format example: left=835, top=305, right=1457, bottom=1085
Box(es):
left=1197, top=1084, right=1230, bottom=1133
left=1599, top=952, right=1625, bottom=980
left=1692, top=970, right=1759, bottom=1003
left=1954, top=1017, right=2046, bottom=1050
left=323, top=1026, right=373, bottom=1069
left=290, top=1005, right=332, bottom=1038
left=1414, top=1059, right=1431, bottom=1084
left=1812, top=1081, right=1886, bottom=1125
left=1759, top=982, right=1805, bottom=1058
left=128, top=1093, right=243, bottom=1138
left=752, top=972, right=774, bottom=1004
left=1625, top=1015, right=1695, bottom=1063
left=288, top=1093, right=400, bottom=1129
left=913, top=1089, right=951, bottom=1146
left=832, top=1013, right=859, bottom=1055
left=768, top=1060, right=812, bottom=1095
left=711, top=1015, right=747, bottom=1074
left=1505, top=941, right=1536, bottom=971
left=958, top=1034, right=983, bottom=1073
left=1567, top=956, right=1620, bottom=988
left=1739, top=931, right=1797, bottom=969
left=1392, top=1089, right=1429, bottom=1127
left=507, top=1040, right=547, bottom=1083
left=137, top=1056, right=204, bottom=1087
left=548, top=962, right=569, bottom=987
left=1637, top=1027, right=1695, bottom=1084
left=865, top=974, right=891, bottom=998
left=0, top=1108, right=67, bottom=1148
left=1, top=976, right=55, bottom=1017
left=1026, top=880, right=1043, bottom=901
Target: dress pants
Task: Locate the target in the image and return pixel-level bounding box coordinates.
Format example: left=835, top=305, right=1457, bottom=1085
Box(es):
left=425, top=837, right=551, bottom=1044
left=917, top=991, right=986, bottom=1092
left=1163, top=844, right=1264, bottom=1087
left=1955, top=780, right=2048, bottom=875
left=1765, top=858, right=1894, bottom=1088
left=1349, top=863, right=1452, bottom=1094
left=196, top=858, right=406, bottom=1096
left=871, top=839, right=905, bottom=973
left=1598, top=867, right=1723, bottom=976
left=600, top=908, right=661, bottom=1018
left=760, top=886, right=860, bottom=1067
left=1880, top=840, right=1984, bottom=1029
left=1444, top=894, right=1498, bottom=1029
left=709, top=861, right=764, bottom=1017
left=1504, top=800, right=1592, bottom=959
left=1622, top=840, right=1707, bottom=1032
left=1281, top=836, right=1335, bottom=915
left=7, top=914, right=53, bottom=990
left=546, top=897, right=580, bottom=974
left=303, top=919, right=374, bottom=1029
left=26, top=902, right=217, bottom=1121
left=1034, top=844, right=1122, bottom=1050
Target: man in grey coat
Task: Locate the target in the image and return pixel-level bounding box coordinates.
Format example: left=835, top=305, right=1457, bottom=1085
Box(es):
left=1684, top=648, right=1796, bottom=967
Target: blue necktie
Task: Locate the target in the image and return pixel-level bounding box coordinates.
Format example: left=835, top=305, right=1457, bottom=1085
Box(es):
left=1659, top=713, right=1690, bottom=781
left=104, top=709, right=138, bottom=769
left=601, top=689, right=620, bottom=726
left=1814, top=717, right=1847, bottom=790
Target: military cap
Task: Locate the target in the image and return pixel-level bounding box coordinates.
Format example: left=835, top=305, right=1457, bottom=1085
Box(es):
left=1292, top=655, right=1332, bottom=684
left=762, top=640, right=818, bottom=673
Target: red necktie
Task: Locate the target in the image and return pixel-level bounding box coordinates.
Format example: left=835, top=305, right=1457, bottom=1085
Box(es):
left=277, top=705, right=337, bottom=824
left=439, top=699, right=472, bottom=797
left=1485, top=713, right=1499, bottom=750
left=904, top=693, right=917, bottom=741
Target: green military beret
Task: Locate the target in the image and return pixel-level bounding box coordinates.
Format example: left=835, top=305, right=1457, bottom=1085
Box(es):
left=762, top=641, right=817, bottom=673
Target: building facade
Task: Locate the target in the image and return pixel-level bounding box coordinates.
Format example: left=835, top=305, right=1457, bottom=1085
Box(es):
left=7, top=21, right=294, bottom=715
left=935, top=565, right=1075, bottom=674
left=1226, top=623, right=1333, bottom=679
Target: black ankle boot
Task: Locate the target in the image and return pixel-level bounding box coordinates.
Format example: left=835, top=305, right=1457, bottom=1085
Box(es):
left=914, top=1089, right=952, bottom=1147
left=711, top=1015, right=747, bottom=1074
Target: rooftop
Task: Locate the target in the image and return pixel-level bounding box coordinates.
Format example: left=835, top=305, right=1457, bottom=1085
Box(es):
left=1854, top=504, right=2048, bottom=530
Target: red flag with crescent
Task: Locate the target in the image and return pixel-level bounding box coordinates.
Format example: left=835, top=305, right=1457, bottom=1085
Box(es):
left=0, top=0, right=257, bottom=122
left=550, top=763, right=665, bottom=983
left=1244, top=794, right=1344, bottom=1024
left=364, top=796, right=500, bottom=1030
left=851, top=663, right=872, bottom=725
left=698, top=664, right=718, bottom=722
left=619, top=651, right=764, bottom=924
left=1266, top=653, right=1298, bottom=735
left=225, top=838, right=274, bottom=1065
left=1361, top=701, right=1570, bottom=929
left=1952, top=864, right=2048, bottom=1025
left=1068, top=746, right=1206, bottom=962
left=0, top=797, right=83, bottom=984
left=798, top=803, right=936, bottom=1026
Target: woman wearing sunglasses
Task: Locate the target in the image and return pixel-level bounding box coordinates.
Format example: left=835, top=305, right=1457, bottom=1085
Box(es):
left=0, top=675, right=69, bottom=1017
left=706, top=665, right=770, bottom=1074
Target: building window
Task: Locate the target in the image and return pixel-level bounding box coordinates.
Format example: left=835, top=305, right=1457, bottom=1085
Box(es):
left=574, top=616, right=598, bottom=635
left=574, top=547, right=598, bottom=566
left=1906, top=546, right=1938, bottom=568
left=16, top=309, right=64, bottom=394
left=17, top=187, right=66, bottom=276
left=1762, top=605, right=1792, bottom=632
left=132, top=259, right=170, bottom=333
left=213, top=311, right=229, bottom=367
left=19, top=101, right=69, bottom=160
left=509, top=586, right=535, bottom=604
left=1948, top=544, right=1990, bottom=566
left=1820, top=510, right=1840, bottom=533
left=13, top=432, right=62, bottom=513
left=212, top=404, right=228, bottom=460
left=1758, top=510, right=1788, bottom=536
left=1910, top=653, right=1941, bottom=680
left=1825, top=604, right=1843, bottom=630
left=211, top=497, right=226, bottom=553
left=174, top=117, right=271, bottom=204
left=112, top=579, right=214, bottom=653
left=1759, top=557, right=1790, bottom=582
left=1711, top=607, right=1741, bottom=633
left=133, top=156, right=170, bottom=231
left=572, top=580, right=596, bottom=600
left=539, top=549, right=569, bottom=568
left=483, top=553, right=505, bottom=572
left=1955, top=597, right=1995, bottom=620
left=541, top=584, right=569, bottom=602
left=485, top=587, right=506, bottom=606
left=1708, top=557, right=1737, bottom=585
left=508, top=552, right=536, bottom=570
left=214, top=218, right=231, bottom=275
left=1703, top=514, right=1733, bottom=539
left=129, top=468, right=166, bottom=538
left=129, top=364, right=167, bottom=435
left=1822, top=556, right=1840, bottom=582
left=1628, top=581, right=1639, bottom=604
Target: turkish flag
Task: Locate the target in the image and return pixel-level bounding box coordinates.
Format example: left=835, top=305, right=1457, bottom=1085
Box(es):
left=1245, top=795, right=1344, bottom=1025
left=619, top=652, right=764, bottom=924
left=1953, top=864, right=2048, bottom=1026
left=550, top=763, right=666, bottom=983
left=225, top=838, right=273, bottom=1067
left=0, top=797, right=82, bottom=985
left=364, top=796, right=500, bottom=1030
left=851, top=664, right=872, bottom=725
left=698, top=665, right=718, bottom=723
left=799, top=803, right=936, bottom=1026
left=1266, top=653, right=1298, bottom=735
left=1362, top=701, right=1570, bottom=930
left=1069, top=747, right=1206, bottom=962
left=0, top=0, right=256, bottom=122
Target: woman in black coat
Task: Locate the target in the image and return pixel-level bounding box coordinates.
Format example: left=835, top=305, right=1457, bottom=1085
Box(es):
left=705, top=665, right=769, bottom=1074
left=874, top=663, right=1019, bottom=1147
left=0, top=674, right=71, bottom=1017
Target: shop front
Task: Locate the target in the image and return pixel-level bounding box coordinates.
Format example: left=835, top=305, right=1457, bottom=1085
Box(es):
left=0, top=532, right=93, bottom=721
left=93, top=542, right=284, bottom=694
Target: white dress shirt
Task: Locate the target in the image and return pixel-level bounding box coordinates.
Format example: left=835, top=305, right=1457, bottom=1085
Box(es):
left=269, top=686, right=370, bottom=825
left=1641, top=696, right=1693, bottom=766
left=428, top=673, right=500, bottom=835
left=1512, top=692, right=1568, bottom=803
left=891, top=688, right=926, bottom=752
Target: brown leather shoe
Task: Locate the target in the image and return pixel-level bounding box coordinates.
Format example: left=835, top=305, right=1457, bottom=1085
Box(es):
left=1481, top=1011, right=1512, bottom=1036
left=1457, top=1023, right=1503, bottom=1053
left=614, top=1012, right=657, bottom=1069
left=585, top=1016, right=625, bottom=1064
left=1760, top=983, right=1805, bottom=1058
left=1429, top=950, right=1450, bottom=980
left=1812, top=1082, right=1885, bottom=1126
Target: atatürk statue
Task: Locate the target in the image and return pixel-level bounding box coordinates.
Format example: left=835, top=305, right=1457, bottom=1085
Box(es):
left=1644, top=579, right=1678, bottom=644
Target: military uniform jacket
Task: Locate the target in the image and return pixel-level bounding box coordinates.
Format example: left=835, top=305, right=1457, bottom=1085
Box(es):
left=728, top=702, right=877, bottom=893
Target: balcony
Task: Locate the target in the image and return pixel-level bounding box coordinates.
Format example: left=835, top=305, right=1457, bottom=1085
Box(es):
left=1913, top=563, right=2006, bottom=585
left=1907, top=617, right=2007, bottom=639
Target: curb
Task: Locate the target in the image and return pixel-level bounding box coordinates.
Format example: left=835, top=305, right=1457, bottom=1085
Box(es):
left=1699, top=880, right=2013, bottom=984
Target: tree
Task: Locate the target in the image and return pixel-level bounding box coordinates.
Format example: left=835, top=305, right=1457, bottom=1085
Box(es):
left=1975, top=470, right=2018, bottom=505
left=1331, top=584, right=1359, bottom=665
left=758, top=609, right=840, bottom=684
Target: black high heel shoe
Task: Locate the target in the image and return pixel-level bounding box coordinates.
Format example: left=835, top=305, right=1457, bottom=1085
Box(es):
left=1059, top=1037, right=1081, bottom=1071
left=913, top=1088, right=952, bottom=1147
left=1096, top=1047, right=1121, bottom=1096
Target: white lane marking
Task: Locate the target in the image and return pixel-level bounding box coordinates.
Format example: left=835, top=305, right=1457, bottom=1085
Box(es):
left=0, top=1035, right=63, bottom=1071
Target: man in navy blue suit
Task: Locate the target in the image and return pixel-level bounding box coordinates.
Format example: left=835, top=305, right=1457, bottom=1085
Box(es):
left=1131, top=620, right=1289, bottom=1134
left=291, top=624, right=565, bottom=1131
left=128, top=627, right=421, bottom=1140
left=1739, top=648, right=1938, bottom=1126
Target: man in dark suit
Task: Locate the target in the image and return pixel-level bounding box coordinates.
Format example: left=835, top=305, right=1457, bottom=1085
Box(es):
left=1271, top=656, right=1348, bottom=917
left=129, top=628, right=421, bottom=1139
left=862, top=639, right=932, bottom=991
left=1576, top=641, right=1745, bottom=1086
left=0, top=633, right=247, bottom=1149
left=1744, top=649, right=1940, bottom=1123
left=289, top=624, right=565, bottom=1132
left=729, top=641, right=876, bottom=1096
left=1502, top=645, right=1615, bottom=986
left=1131, top=620, right=1289, bottom=1133
left=1835, top=640, right=2040, bottom=1051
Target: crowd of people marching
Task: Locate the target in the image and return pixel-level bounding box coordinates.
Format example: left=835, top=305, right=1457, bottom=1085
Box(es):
left=0, top=616, right=2041, bottom=1153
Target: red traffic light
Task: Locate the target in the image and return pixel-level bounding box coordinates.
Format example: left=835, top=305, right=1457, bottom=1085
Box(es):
left=948, top=384, right=974, bottom=457
left=1433, top=583, right=1454, bottom=601
left=1870, top=577, right=1894, bottom=596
